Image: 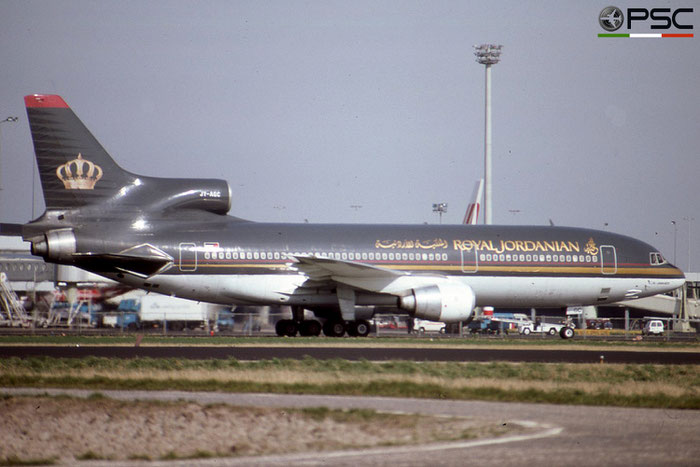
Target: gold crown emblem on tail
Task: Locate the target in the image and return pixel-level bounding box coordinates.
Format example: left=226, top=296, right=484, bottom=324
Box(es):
left=56, top=154, right=103, bottom=190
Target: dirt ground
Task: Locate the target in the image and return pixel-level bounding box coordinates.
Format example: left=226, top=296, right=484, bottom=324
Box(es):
left=0, top=395, right=515, bottom=463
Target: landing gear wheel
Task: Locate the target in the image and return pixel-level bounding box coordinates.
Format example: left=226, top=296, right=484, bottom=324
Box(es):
left=275, top=319, right=298, bottom=337
left=299, top=320, right=322, bottom=337
left=354, top=319, right=370, bottom=337
left=560, top=326, right=575, bottom=339
left=323, top=320, right=346, bottom=337
left=275, top=319, right=286, bottom=336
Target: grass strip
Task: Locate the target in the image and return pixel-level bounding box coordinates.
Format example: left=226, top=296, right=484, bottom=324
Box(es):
left=1, top=356, right=698, bottom=409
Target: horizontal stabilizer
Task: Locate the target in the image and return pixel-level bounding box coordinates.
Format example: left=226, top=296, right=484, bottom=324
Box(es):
left=0, top=223, right=23, bottom=237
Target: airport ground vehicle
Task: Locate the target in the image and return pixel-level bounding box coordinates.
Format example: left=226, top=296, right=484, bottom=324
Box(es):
left=642, top=319, right=664, bottom=336
left=518, top=320, right=574, bottom=339
left=102, top=295, right=209, bottom=331
left=216, top=310, right=235, bottom=331
left=102, top=310, right=139, bottom=330
left=413, top=318, right=445, bottom=334
left=467, top=318, right=504, bottom=334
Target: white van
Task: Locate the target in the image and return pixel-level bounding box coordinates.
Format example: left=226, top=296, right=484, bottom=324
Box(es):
left=642, top=320, right=664, bottom=336
left=413, top=318, right=446, bottom=334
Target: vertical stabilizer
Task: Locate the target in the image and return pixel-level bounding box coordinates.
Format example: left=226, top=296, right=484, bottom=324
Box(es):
left=462, top=179, right=484, bottom=225
left=25, top=94, right=134, bottom=210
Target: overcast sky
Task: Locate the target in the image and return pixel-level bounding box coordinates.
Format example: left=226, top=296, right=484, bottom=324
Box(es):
left=1, top=1, right=698, bottom=270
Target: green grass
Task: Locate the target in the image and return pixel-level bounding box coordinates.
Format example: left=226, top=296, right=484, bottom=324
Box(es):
left=0, top=457, right=57, bottom=466
left=1, top=356, right=698, bottom=409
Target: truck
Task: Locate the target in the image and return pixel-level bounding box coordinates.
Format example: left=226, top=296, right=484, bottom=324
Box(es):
left=103, top=295, right=212, bottom=331
left=518, top=319, right=575, bottom=339
left=102, top=310, right=139, bottom=330
left=139, top=295, right=209, bottom=330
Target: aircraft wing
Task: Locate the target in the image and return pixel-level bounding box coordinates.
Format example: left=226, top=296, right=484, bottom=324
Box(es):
left=290, top=254, right=476, bottom=323
left=291, top=255, right=439, bottom=295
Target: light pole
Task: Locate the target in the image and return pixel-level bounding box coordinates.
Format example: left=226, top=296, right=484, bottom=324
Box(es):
left=474, top=44, right=502, bottom=225
left=432, top=203, right=447, bottom=224
left=0, top=116, right=19, bottom=194
left=683, top=217, right=694, bottom=271
left=671, top=220, right=677, bottom=265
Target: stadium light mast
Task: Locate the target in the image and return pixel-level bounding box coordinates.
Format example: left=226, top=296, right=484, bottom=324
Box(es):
left=474, top=44, right=502, bottom=225
left=432, top=203, right=447, bottom=224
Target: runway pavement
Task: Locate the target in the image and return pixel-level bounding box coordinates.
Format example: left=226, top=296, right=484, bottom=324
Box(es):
left=4, top=388, right=699, bottom=466
left=0, top=345, right=699, bottom=364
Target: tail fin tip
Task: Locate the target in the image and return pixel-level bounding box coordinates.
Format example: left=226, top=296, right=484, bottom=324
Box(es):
left=24, top=94, right=69, bottom=109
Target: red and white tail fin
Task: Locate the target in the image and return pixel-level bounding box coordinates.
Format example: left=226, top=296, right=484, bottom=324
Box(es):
left=462, top=179, right=483, bottom=225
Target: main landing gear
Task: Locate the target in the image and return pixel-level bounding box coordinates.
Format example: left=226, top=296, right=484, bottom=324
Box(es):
left=275, top=318, right=322, bottom=337
left=275, top=318, right=371, bottom=338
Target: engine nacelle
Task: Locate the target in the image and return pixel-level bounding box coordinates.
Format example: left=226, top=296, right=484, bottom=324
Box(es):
left=144, top=178, right=232, bottom=215
left=30, top=228, right=76, bottom=263
left=399, top=281, right=476, bottom=323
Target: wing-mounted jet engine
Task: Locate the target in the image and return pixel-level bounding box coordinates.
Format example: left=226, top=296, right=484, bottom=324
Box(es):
left=399, top=281, right=476, bottom=322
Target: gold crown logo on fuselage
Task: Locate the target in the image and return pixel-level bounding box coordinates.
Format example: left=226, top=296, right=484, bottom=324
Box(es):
left=56, top=154, right=103, bottom=190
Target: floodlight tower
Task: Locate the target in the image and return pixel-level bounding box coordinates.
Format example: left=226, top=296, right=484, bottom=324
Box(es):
left=474, top=44, right=502, bottom=225
left=432, top=203, right=447, bottom=224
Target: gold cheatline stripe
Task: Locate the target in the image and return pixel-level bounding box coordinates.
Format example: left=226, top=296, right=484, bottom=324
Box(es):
left=188, top=262, right=681, bottom=276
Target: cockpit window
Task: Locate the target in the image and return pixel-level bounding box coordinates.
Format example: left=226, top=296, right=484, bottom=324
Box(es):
left=650, top=252, right=666, bottom=265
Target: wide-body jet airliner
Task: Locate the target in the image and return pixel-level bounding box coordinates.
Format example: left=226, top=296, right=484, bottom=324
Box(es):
left=21, top=94, right=685, bottom=337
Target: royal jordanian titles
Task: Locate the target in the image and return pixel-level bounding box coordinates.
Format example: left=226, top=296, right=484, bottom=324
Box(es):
left=21, top=94, right=685, bottom=337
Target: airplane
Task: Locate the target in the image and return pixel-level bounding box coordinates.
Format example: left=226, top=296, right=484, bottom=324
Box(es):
left=462, top=179, right=483, bottom=225
left=601, top=10, right=623, bottom=29
left=20, top=94, right=685, bottom=337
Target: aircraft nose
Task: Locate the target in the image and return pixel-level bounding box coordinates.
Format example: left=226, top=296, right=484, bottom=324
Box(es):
left=668, top=266, right=686, bottom=290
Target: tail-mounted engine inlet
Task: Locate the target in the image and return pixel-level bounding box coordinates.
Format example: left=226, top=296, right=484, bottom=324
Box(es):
left=30, top=228, right=76, bottom=263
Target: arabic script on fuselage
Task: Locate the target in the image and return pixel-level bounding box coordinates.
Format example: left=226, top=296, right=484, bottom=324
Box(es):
left=375, top=238, right=449, bottom=250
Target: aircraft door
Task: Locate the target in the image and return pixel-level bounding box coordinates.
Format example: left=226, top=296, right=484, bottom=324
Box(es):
left=600, top=245, right=617, bottom=275
left=461, top=248, right=478, bottom=273
left=179, top=242, right=197, bottom=272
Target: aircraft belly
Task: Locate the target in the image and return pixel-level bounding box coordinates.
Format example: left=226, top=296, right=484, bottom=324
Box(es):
left=217, top=274, right=308, bottom=305
left=464, top=276, right=655, bottom=307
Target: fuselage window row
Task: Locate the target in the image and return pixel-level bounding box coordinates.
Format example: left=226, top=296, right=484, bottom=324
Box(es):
left=479, top=253, right=599, bottom=264
left=199, top=249, right=611, bottom=265
left=201, top=250, right=451, bottom=262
